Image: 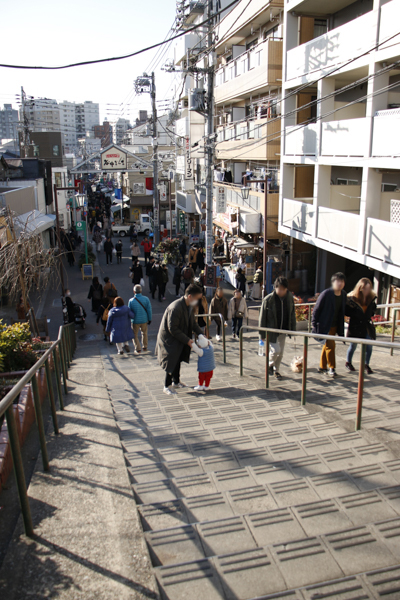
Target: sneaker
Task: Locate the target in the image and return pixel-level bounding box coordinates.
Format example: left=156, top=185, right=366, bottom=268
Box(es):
left=269, top=366, right=274, bottom=376
left=216, top=335, right=221, bottom=342
left=172, top=382, right=187, bottom=389
left=118, top=350, right=124, bottom=355
left=232, top=334, right=236, bottom=339
left=194, top=385, right=205, bottom=391
left=163, top=386, right=177, bottom=395
left=318, top=368, right=327, bottom=374
left=203, top=386, right=210, bottom=391
left=124, top=345, right=131, bottom=353
left=136, top=349, right=142, bottom=354
left=328, top=368, right=337, bottom=378
left=274, top=372, right=282, bottom=380
left=345, top=361, right=355, bottom=372
left=365, top=365, right=373, bottom=375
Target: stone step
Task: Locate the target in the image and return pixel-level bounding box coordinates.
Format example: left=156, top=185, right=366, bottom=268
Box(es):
left=154, top=552, right=400, bottom=600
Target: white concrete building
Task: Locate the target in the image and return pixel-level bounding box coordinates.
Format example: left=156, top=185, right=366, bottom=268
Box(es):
left=59, top=101, right=78, bottom=152
left=0, top=104, right=19, bottom=141
left=279, top=0, right=400, bottom=295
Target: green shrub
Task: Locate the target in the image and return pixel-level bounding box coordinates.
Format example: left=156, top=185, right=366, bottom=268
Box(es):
left=0, top=321, right=38, bottom=373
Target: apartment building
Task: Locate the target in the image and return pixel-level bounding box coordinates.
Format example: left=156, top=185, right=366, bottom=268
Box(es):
left=75, top=101, right=100, bottom=139
left=280, top=0, right=400, bottom=298
left=111, top=118, right=131, bottom=146
left=213, top=0, right=284, bottom=242
left=0, top=104, right=19, bottom=141
left=59, top=101, right=78, bottom=152
left=94, top=120, right=113, bottom=147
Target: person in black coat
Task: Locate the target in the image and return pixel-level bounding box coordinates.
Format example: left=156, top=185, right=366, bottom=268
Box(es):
left=312, top=272, right=347, bottom=378
left=345, top=278, right=377, bottom=374
left=173, top=263, right=183, bottom=297
left=87, top=276, right=103, bottom=312
left=104, top=238, right=114, bottom=264
left=64, top=289, right=75, bottom=324
left=130, top=259, right=143, bottom=285
left=157, top=283, right=203, bottom=394
left=235, top=268, right=246, bottom=295
left=151, top=261, right=164, bottom=302
left=115, top=240, right=123, bottom=264
left=196, top=248, right=205, bottom=272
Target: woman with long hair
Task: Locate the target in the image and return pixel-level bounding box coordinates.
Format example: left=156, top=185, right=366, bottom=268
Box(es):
left=345, top=277, right=377, bottom=374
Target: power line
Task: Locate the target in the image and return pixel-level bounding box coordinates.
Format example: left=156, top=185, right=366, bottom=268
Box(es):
left=0, top=0, right=239, bottom=71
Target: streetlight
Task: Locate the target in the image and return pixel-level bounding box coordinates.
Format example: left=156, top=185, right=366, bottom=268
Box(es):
left=76, top=193, right=88, bottom=263
left=241, top=186, right=250, bottom=201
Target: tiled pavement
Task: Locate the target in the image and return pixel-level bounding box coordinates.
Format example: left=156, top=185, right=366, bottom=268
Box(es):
left=101, top=333, right=400, bottom=600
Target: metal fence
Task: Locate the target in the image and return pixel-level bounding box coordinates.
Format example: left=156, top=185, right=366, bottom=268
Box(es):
left=0, top=320, right=76, bottom=537
left=239, top=325, right=400, bottom=432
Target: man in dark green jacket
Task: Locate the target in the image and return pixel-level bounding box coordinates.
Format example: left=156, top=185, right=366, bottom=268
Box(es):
left=258, top=276, right=297, bottom=380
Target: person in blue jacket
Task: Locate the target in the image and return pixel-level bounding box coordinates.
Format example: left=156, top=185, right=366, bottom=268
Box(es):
left=312, top=272, right=347, bottom=378
left=106, top=297, right=135, bottom=355
left=192, top=334, right=216, bottom=391
left=128, top=284, right=152, bottom=353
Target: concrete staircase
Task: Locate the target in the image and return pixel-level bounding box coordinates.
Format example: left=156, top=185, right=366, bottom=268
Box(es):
left=102, top=344, right=400, bottom=600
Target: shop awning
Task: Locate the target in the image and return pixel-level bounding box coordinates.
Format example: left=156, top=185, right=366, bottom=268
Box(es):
left=234, top=239, right=258, bottom=249
left=14, top=210, right=56, bottom=237
left=130, top=196, right=154, bottom=207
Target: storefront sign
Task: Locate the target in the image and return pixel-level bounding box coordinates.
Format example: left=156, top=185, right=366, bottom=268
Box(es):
left=101, top=146, right=127, bottom=171
left=153, top=207, right=159, bottom=226
left=216, top=187, right=226, bottom=214
left=185, top=137, right=193, bottom=180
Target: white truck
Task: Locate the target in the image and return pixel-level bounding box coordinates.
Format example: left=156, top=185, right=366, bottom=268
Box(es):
left=111, top=214, right=153, bottom=237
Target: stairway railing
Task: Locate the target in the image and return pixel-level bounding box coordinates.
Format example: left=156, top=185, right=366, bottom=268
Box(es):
left=239, top=325, right=400, bottom=433
left=0, top=320, right=76, bottom=537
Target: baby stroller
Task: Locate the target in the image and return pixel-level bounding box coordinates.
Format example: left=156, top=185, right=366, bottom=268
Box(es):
left=74, top=303, right=86, bottom=329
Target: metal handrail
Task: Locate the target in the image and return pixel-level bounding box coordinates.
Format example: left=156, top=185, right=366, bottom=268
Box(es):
left=0, top=319, right=76, bottom=537
left=247, top=301, right=400, bottom=339
left=239, top=325, right=400, bottom=433
left=195, top=313, right=226, bottom=363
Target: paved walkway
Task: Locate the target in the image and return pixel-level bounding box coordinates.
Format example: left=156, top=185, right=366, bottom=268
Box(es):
left=1, top=249, right=400, bottom=598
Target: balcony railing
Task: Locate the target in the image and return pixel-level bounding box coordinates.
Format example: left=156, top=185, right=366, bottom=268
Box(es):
left=215, top=39, right=282, bottom=103
left=365, top=217, right=400, bottom=266
left=284, top=124, right=318, bottom=156
left=286, top=11, right=375, bottom=81
left=281, top=198, right=314, bottom=235
left=317, top=206, right=359, bottom=251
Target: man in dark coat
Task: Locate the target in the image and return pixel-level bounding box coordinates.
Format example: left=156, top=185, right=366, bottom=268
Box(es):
left=259, top=276, right=297, bottom=380
left=312, top=272, right=347, bottom=378
left=64, top=289, right=75, bottom=324
left=104, top=238, right=114, bottom=265
left=151, top=261, right=164, bottom=302
left=157, top=283, right=203, bottom=395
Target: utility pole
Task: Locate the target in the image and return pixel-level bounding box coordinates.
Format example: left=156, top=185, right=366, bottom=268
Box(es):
left=20, top=86, right=30, bottom=158
left=205, top=0, right=215, bottom=266
left=134, top=73, right=160, bottom=246
left=151, top=72, right=160, bottom=247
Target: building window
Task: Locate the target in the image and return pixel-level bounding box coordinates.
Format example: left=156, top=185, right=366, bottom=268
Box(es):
left=53, top=144, right=60, bottom=156
left=55, top=172, right=62, bottom=187
left=33, top=145, right=40, bottom=157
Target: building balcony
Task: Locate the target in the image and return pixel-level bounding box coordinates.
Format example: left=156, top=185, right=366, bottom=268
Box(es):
left=281, top=198, right=314, bottom=236
left=372, top=113, right=400, bottom=157
left=216, top=118, right=280, bottom=161
left=286, top=11, right=375, bottom=82
left=284, top=124, right=318, bottom=156
left=317, top=207, right=359, bottom=251
left=365, top=217, right=400, bottom=266
left=174, top=32, right=203, bottom=66
left=321, top=118, right=369, bottom=158
left=215, top=39, right=282, bottom=104
left=215, top=0, right=283, bottom=50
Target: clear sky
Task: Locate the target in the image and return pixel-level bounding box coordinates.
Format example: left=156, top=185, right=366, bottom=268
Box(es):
left=1, top=0, right=178, bottom=123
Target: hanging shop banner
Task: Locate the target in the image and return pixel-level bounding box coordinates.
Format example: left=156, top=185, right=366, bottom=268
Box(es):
left=100, top=146, right=127, bottom=171
left=185, top=137, right=193, bottom=180
left=216, top=186, right=226, bottom=214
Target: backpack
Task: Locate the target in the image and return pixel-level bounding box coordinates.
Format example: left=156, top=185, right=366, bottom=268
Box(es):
left=102, top=306, right=110, bottom=321
left=107, top=284, right=118, bottom=298
left=183, top=267, right=192, bottom=281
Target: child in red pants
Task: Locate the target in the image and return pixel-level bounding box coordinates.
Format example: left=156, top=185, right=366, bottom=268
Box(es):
left=192, top=335, right=216, bottom=391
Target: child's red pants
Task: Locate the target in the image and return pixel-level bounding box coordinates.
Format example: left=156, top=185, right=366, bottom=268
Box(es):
left=199, top=370, right=213, bottom=387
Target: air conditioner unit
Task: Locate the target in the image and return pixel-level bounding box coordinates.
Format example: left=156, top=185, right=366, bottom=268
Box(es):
left=382, top=183, right=398, bottom=192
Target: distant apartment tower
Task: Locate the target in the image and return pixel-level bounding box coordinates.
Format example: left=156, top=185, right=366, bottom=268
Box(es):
left=94, top=121, right=112, bottom=147
left=279, top=0, right=400, bottom=295
left=136, top=110, right=148, bottom=126
left=0, top=104, right=19, bottom=140
left=112, top=118, right=131, bottom=145
left=75, top=101, right=100, bottom=139
left=24, top=98, right=60, bottom=133
left=59, top=101, right=77, bottom=152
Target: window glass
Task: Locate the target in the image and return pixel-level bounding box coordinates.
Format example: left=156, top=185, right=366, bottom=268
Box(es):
left=53, top=145, right=60, bottom=156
